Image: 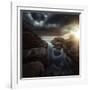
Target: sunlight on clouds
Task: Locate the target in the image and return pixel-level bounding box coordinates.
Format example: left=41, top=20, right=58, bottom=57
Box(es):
left=61, top=24, right=80, bottom=40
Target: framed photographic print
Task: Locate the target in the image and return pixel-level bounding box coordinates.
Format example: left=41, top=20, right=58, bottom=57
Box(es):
left=11, top=1, right=87, bottom=88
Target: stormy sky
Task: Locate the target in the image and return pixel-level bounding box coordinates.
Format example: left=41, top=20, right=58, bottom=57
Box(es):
left=21, top=10, right=80, bottom=42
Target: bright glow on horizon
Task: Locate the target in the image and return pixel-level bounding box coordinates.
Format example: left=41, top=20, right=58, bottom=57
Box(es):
left=62, top=24, right=80, bottom=40
left=73, top=30, right=80, bottom=39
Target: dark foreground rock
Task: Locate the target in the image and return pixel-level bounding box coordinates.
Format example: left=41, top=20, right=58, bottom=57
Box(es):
left=22, top=31, right=79, bottom=77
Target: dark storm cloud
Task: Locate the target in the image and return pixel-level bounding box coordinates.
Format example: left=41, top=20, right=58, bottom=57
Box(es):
left=21, top=10, right=80, bottom=31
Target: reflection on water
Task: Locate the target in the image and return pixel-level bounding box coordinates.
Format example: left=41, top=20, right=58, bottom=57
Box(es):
left=41, top=36, right=56, bottom=43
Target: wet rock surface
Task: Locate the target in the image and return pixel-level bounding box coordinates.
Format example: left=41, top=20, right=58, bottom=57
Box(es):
left=22, top=31, right=79, bottom=77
